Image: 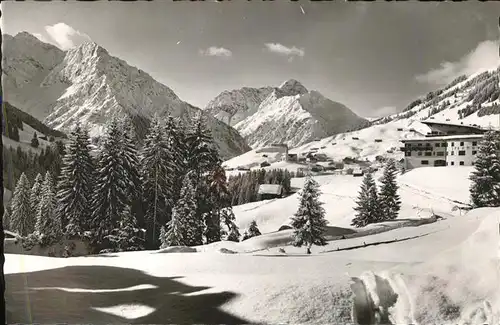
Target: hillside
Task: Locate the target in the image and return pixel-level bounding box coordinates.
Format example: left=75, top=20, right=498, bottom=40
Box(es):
left=6, top=167, right=498, bottom=324
left=220, top=79, right=368, bottom=149
left=2, top=32, right=250, bottom=159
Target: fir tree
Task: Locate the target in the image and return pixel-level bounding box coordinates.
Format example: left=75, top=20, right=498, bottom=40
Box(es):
left=220, top=207, right=239, bottom=241
left=242, top=231, right=249, bottom=241
left=351, top=172, right=381, bottom=227
left=247, top=220, right=262, bottom=238
left=55, top=123, right=96, bottom=237
left=290, top=175, right=328, bottom=254
left=3, top=204, right=13, bottom=231
left=30, top=173, right=43, bottom=221
left=31, top=132, right=39, bottom=148
left=35, top=171, right=62, bottom=244
left=378, top=159, right=401, bottom=221
left=119, top=116, right=143, bottom=225
left=10, top=172, right=33, bottom=236
left=159, top=226, right=167, bottom=248
left=470, top=131, right=500, bottom=207
left=164, top=115, right=188, bottom=202
left=162, top=211, right=185, bottom=248
left=226, top=222, right=241, bottom=242
left=205, top=165, right=230, bottom=244
left=175, top=172, right=203, bottom=246
left=91, top=117, right=134, bottom=250
left=104, top=208, right=145, bottom=252
left=140, top=115, right=174, bottom=249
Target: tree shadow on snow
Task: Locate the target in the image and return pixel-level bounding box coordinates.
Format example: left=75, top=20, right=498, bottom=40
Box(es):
left=6, top=265, right=249, bottom=324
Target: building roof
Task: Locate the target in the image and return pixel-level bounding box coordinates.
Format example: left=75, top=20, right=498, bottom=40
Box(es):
left=258, top=184, right=283, bottom=195
left=420, top=120, right=487, bottom=132
left=401, top=134, right=485, bottom=142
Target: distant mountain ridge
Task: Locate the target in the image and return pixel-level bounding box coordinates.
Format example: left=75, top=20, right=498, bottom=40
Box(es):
left=2, top=32, right=250, bottom=159
left=207, top=79, right=368, bottom=149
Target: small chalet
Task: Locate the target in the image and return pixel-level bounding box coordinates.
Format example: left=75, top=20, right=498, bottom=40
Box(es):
left=258, top=184, right=284, bottom=200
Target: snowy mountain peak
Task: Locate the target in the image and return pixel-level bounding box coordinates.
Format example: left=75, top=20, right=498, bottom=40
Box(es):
left=13, top=31, right=42, bottom=42
left=277, top=79, right=308, bottom=98
left=3, top=32, right=250, bottom=159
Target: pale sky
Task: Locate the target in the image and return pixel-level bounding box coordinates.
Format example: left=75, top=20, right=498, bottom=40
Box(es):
left=2, top=1, right=499, bottom=118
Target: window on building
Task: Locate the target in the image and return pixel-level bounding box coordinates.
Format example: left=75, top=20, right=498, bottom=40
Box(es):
left=472, top=150, right=477, bottom=155
left=442, top=142, right=447, bottom=147
left=460, top=142, right=464, bottom=146
left=405, top=151, right=411, bottom=157
left=417, top=143, right=422, bottom=147
left=451, top=161, right=455, bottom=166
left=459, top=161, right=464, bottom=166
left=425, top=152, right=432, bottom=156
left=472, top=141, right=477, bottom=146
left=417, top=151, right=422, bottom=156
left=451, top=142, right=454, bottom=147
left=435, top=143, right=440, bottom=147
left=458, top=150, right=466, bottom=156
left=421, top=160, right=429, bottom=165
left=436, top=151, right=444, bottom=156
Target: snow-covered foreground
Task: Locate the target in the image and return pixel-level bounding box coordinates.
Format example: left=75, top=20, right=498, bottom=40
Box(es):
left=6, top=207, right=499, bottom=324
left=234, top=166, right=473, bottom=233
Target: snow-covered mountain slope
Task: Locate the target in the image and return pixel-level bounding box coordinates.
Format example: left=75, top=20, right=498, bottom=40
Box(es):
left=374, top=67, right=500, bottom=129
left=204, top=86, right=274, bottom=126
left=2, top=32, right=250, bottom=159
left=232, top=79, right=368, bottom=149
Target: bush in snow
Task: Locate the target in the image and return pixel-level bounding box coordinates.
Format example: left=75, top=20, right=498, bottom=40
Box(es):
left=351, top=172, right=381, bottom=227
left=378, top=159, right=401, bottom=221
left=290, top=175, right=328, bottom=254
left=469, top=131, right=500, bottom=208
left=246, top=220, right=262, bottom=239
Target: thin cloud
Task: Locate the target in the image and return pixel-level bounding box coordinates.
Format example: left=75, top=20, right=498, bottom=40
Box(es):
left=264, top=43, right=305, bottom=59
left=416, top=40, right=500, bottom=86
left=199, top=46, right=233, bottom=58
left=44, top=22, right=91, bottom=50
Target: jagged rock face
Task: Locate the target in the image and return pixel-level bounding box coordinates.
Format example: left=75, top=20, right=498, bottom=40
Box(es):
left=233, top=80, right=367, bottom=149
left=204, top=86, right=274, bottom=126
left=2, top=33, right=250, bottom=159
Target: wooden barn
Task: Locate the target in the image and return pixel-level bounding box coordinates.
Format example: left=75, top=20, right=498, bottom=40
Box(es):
left=258, top=184, right=284, bottom=200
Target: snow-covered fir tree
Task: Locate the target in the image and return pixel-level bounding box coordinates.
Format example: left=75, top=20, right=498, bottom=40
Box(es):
left=470, top=131, right=500, bottom=207
left=378, top=159, right=401, bottom=221
left=119, top=116, right=143, bottom=225
left=247, top=220, right=262, bottom=238
left=174, top=172, right=203, bottom=246
left=91, top=117, right=136, bottom=250
left=55, top=123, right=96, bottom=238
left=220, top=206, right=240, bottom=242
left=205, top=165, right=231, bottom=243
left=30, top=173, right=43, bottom=222
left=161, top=211, right=185, bottom=248
left=10, top=173, right=33, bottom=236
left=104, top=207, right=145, bottom=252
left=290, top=175, right=328, bottom=254
left=351, top=172, right=381, bottom=227
left=3, top=205, right=13, bottom=231
left=226, top=222, right=241, bottom=242
left=164, top=115, right=188, bottom=202
left=242, top=231, right=249, bottom=241
left=35, top=171, right=62, bottom=244
left=140, top=115, right=174, bottom=249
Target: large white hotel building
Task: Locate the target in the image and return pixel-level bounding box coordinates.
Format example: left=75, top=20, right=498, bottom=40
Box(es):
left=400, top=121, right=489, bottom=170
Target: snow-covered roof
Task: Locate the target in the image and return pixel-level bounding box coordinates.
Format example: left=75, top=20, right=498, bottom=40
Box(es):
left=258, top=184, right=283, bottom=195
left=420, top=120, right=486, bottom=131
left=401, top=134, right=485, bottom=142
